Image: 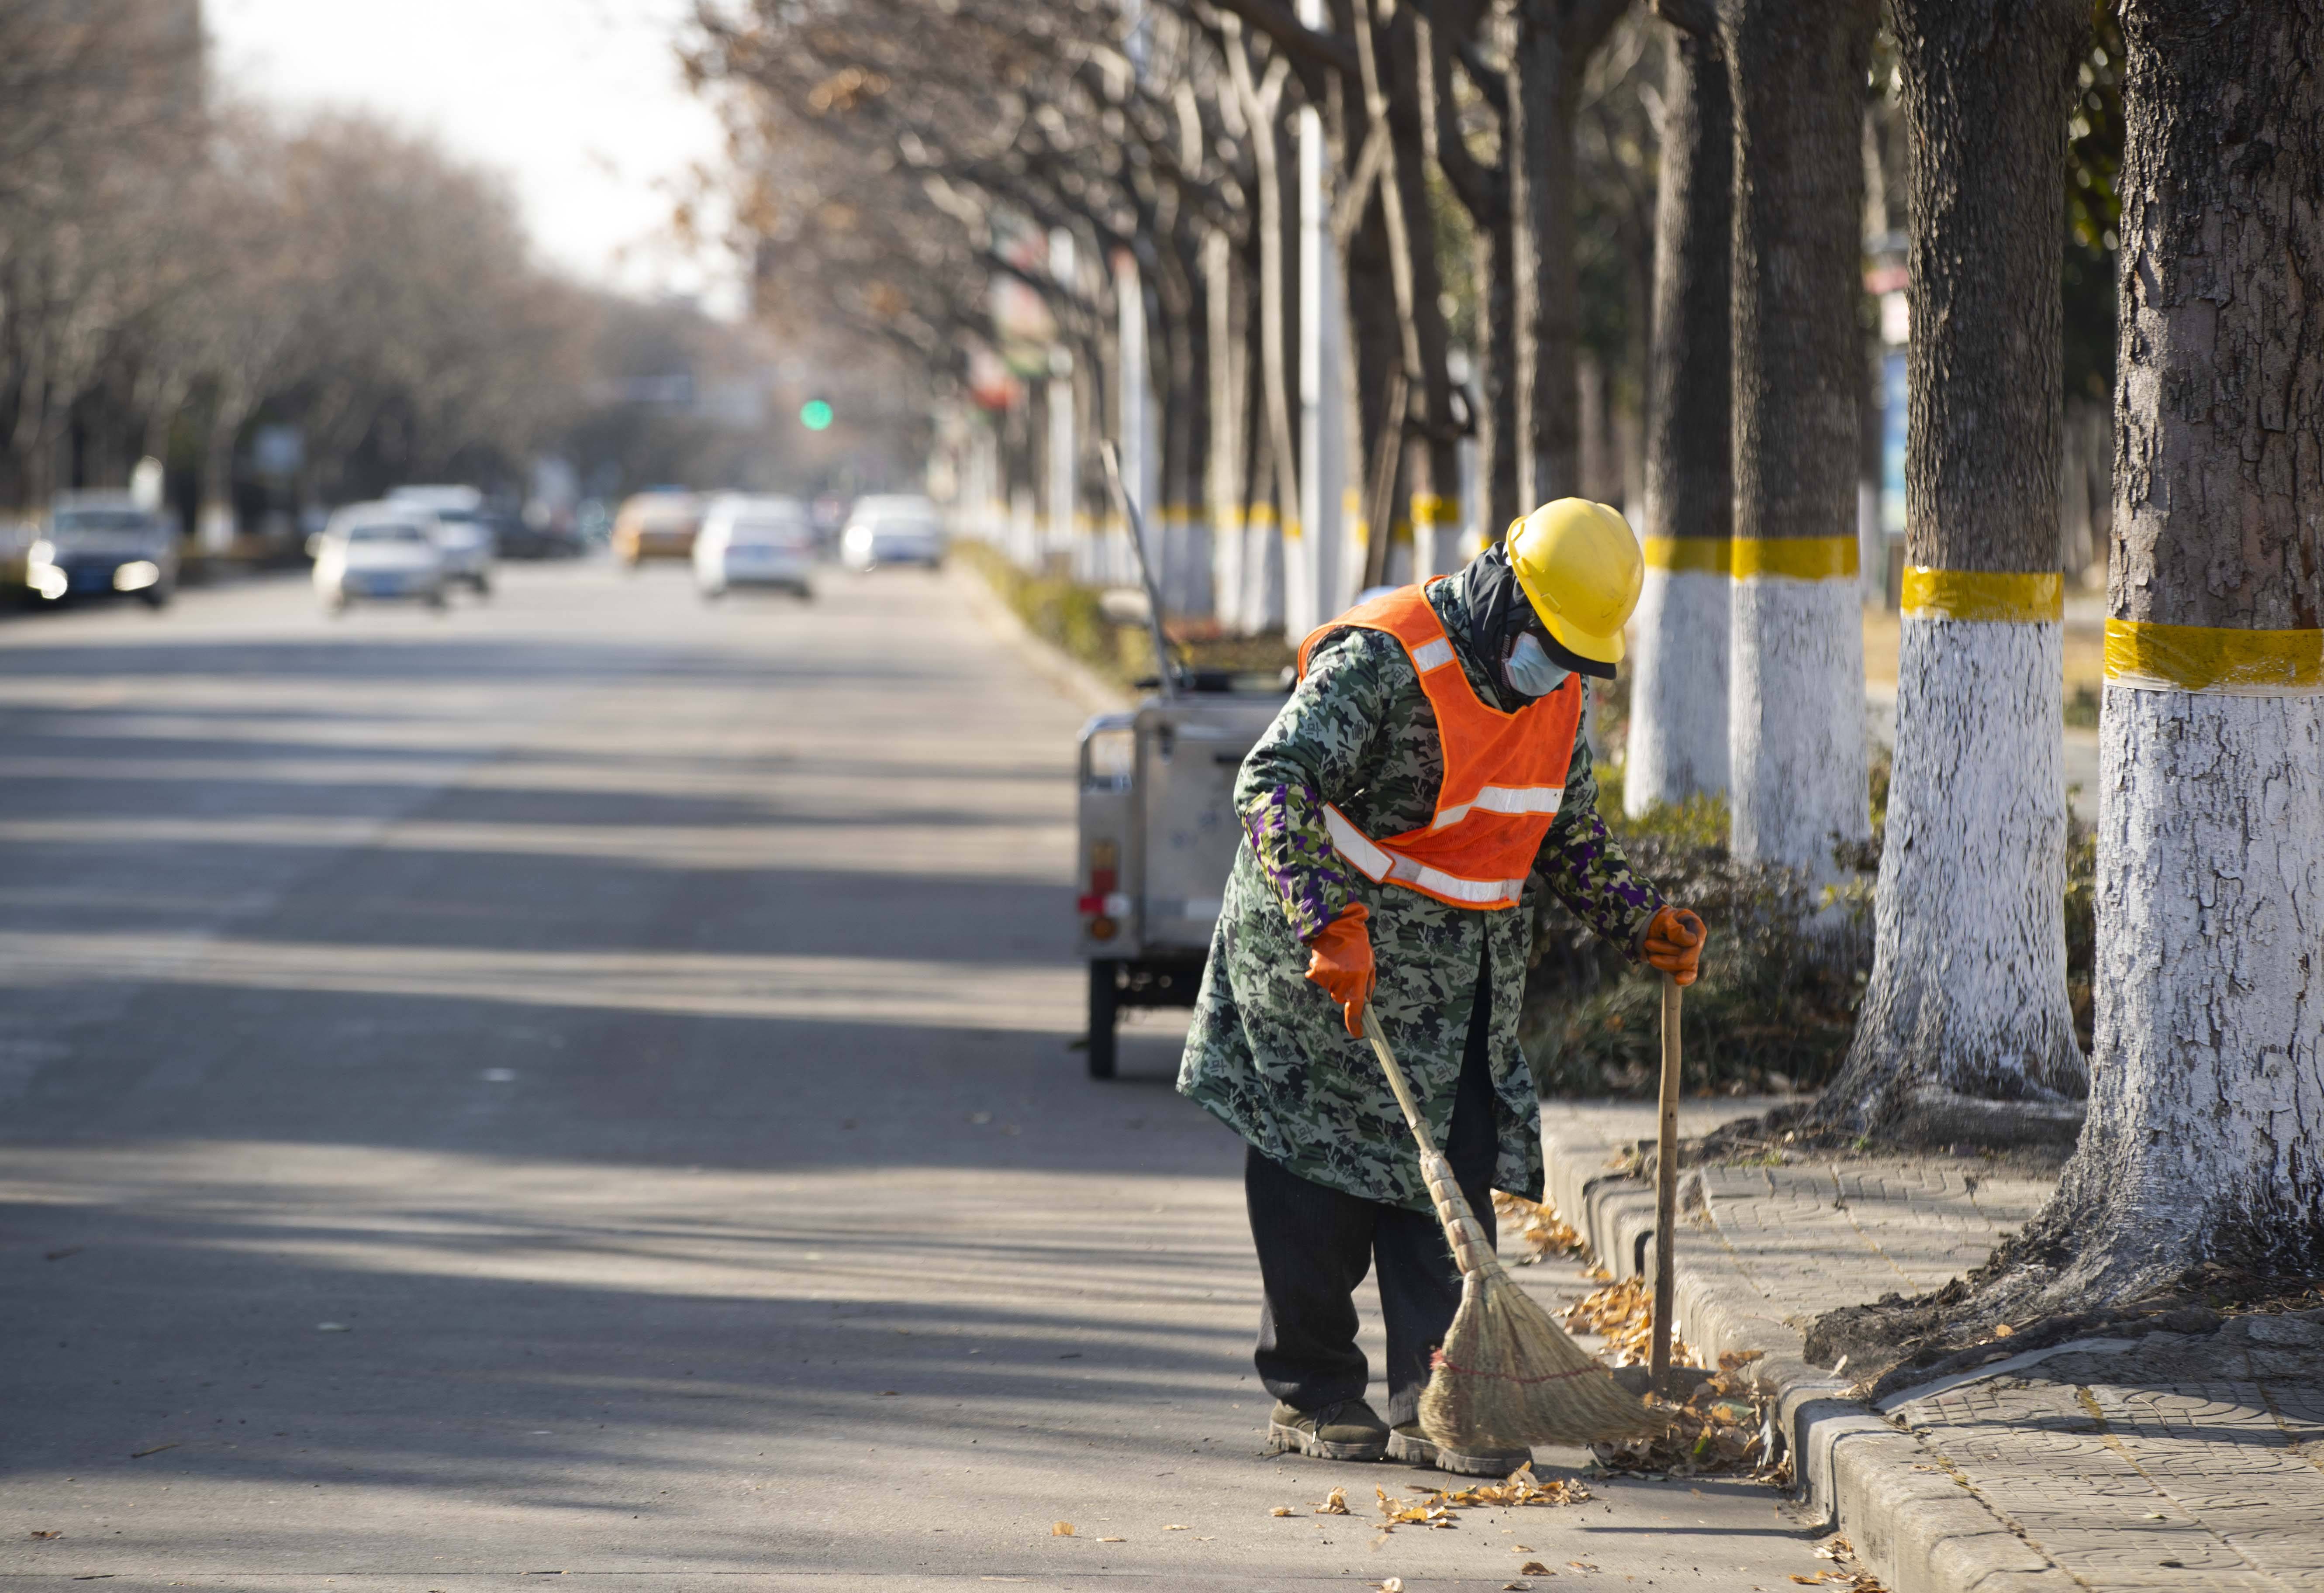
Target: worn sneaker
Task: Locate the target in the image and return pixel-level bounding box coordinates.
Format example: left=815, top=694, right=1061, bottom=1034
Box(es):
left=1265, top=1398, right=1390, bottom=1462
left=1388, top=1422, right=1534, bottom=1478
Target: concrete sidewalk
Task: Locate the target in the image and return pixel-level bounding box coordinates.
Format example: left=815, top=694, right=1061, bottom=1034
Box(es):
left=1542, top=1099, right=2324, bottom=1593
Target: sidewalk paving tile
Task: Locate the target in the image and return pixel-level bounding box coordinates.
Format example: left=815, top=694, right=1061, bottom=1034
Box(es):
left=1541, top=1097, right=2324, bottom=1593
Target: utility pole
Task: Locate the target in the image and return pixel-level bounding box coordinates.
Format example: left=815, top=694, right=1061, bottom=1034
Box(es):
left=1116, top=249, right=1152, bottom=597
left=1291, top=0, right=1344, bottom=635
left=1049, top=227, right=1078, bottom=579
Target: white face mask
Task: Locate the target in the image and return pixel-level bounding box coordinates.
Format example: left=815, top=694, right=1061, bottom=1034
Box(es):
left=1502, top=631, right=1572, bottom=699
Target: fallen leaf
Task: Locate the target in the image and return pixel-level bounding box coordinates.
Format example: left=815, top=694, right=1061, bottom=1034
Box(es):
left=128, top=1443, right=178, bottom=1459
left=1792, top=1579, right=1822, bottom=1586
left=1269, top=1506, right=1294, bottom=1517
left=1993, top=1324, right=2015, bottom=1338
left=1162, top=1524, right=1190, bottom=1531
left=1316, top=1486, right=1350, bottom=1515
left=28, top=1531, right=61, bottom=1540
left=1520, top=1564, right=1551, bottom=1576
left=1493, top=1193, right=1590, bottom=1264
left=1378, top=1579, right=1405, bottom=1593
left=1050, top=1521, right=1075, bottom=1537
left=1097, top=1536, right=1125, bottom=1542
left=1568, top=1563, right=1596, bottom=1572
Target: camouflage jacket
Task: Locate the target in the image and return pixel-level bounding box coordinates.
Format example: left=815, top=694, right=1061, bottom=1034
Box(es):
left=1177, top=562, right=1665, bottom=1211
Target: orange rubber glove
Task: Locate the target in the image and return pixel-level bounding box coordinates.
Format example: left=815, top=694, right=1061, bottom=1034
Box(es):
left=1304, top=904, right=1376, bottom=1038
left=1643, top=904, right=1707, bottom=987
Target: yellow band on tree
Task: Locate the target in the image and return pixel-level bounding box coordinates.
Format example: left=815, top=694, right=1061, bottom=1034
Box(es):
left=2104, top=619, right=2324, bottom=696
left=1643, top=536, right=1858, bottom=580
left=1640, top=537, right=1733, bottom=576
left=1900, top=567, right=2064, bottom=623
left=1732, top=537, right=1859, bottom=580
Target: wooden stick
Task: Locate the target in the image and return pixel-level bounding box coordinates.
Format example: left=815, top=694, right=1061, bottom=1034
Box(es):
left=1650, top=973, right=1682, bottom=1383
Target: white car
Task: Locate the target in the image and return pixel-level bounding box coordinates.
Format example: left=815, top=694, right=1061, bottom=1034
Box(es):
left=840, top=494, right=945, bottom=571
left=695, top=494, right=816, bottom=599
left=313, top=505, right=449, bottom=613
left=389, top=484, right=494, bottom=594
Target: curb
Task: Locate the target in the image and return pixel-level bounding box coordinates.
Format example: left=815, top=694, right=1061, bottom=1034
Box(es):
left=946, top=560, right=1133, bottom=717
left=1540, top=1115, right=2077, bottom=1593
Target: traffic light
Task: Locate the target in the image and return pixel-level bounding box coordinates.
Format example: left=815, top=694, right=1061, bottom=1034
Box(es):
left=800, top=398, right=834, bottom=431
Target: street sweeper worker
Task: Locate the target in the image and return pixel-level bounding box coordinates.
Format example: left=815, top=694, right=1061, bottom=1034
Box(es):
left=1177, top=497, right=1706, bottom=1477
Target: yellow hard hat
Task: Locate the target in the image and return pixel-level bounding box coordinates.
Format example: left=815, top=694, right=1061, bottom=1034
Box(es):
left=1506, top=499, right=1643, bottom=672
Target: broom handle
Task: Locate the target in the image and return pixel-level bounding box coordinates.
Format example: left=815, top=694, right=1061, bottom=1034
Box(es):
left=1650, top=973, right=1682, bottom=1383
left=1360, top=1001, right=1495, bottom=1276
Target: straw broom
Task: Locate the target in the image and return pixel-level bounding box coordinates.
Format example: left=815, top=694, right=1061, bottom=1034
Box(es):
left=1358, top=1002, right=1664, bottom=1452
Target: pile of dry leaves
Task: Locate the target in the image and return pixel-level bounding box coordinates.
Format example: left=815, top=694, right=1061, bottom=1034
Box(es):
left=1492, top=1192, right=1590, bottom=1265
left=1787, top=1536, right=1889, bottom=1590
left=1559, top=1274, right=1696, bottom=1368
left=1592, top=1349, right=1780, bottom=1479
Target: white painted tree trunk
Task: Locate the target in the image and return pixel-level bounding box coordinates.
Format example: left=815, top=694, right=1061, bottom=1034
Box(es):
left=1729, top=575, right=1869, bottom=887
left=1625, top=567, right=1730, bottom=815
left=2025, top=687, right=2324, bottom=1305
left=1836, top=618, right=2085, bottom=1118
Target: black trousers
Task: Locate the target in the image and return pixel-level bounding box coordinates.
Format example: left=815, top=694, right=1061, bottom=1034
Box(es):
left=1247, top=948, right=1499, bottom=1429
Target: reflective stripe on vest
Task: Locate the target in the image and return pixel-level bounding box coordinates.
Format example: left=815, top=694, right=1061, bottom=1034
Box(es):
left=1323, top=805, right=1531, bottom=908
left=1297, top=581, right=1583, bottom=913
left=1430, top=783, right=1566, bottom=830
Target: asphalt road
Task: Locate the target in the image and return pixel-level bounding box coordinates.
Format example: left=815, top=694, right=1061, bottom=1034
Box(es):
left=0, top=559, right=1829, bottom=1591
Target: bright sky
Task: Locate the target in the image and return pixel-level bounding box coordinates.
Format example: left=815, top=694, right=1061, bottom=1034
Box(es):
left=207, top=0, right=739, bottom=309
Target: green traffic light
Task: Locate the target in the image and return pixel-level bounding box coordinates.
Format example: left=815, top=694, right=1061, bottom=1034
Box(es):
left=800, top=399, right=834, bottom=431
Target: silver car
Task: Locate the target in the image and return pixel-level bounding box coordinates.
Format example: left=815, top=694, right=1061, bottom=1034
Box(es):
left=27, top=493, right=179, bottom=608
left=695, top=494, right=815, bottom=599
left=839, top=494, right=945, bottom=571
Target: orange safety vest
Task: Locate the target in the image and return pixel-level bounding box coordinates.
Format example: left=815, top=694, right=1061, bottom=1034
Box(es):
left=1296, top=582, right=1583, bottom=911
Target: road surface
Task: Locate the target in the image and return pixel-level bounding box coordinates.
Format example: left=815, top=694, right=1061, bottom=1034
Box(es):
left=1, top=560, right=1829, bottom=1591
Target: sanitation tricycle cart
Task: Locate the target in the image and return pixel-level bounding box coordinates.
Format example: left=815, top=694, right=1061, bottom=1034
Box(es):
left=1071, top=441, right=1287, bottom=1079
left=1074, top=682, right=1284, bottom=1078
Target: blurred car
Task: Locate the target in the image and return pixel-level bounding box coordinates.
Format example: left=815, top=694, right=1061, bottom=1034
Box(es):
left=694, top=494, right=815, bottom=600
left=493, top=508, right=583, bottom=560
left=839, top=493, right=945, bottom=571
left=612, top=491, right=702, bottom=567
left=25, top=493, right=179, bottom=608
left=313, top=505, right=449, bottom=613
left=387, top=487, right=494, bottom=594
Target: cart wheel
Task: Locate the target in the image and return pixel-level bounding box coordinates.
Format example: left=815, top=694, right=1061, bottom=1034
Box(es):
left=1086, top=960, right=1120, bottom=1080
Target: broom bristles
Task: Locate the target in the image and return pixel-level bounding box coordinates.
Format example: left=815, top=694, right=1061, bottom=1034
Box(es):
left=1418, top=1254, right=1665, bottom=1450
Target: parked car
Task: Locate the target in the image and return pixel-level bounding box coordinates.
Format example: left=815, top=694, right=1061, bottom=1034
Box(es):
left=313, top=505, right=449, bottom=613
left=839, top=493, right=945, bottom=571
left=491, top=509, right=583, bottom=560
left=25, top=493, right=178, bottom=608
left=694, top=494, right=815, bottom=600
left=612, top=491, right=703, bottom=567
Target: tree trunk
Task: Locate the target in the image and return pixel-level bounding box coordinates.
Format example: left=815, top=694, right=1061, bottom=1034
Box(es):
left=1991, top=0, right=2324, bottom=1311
left=1412, top=0, right=1516, bottom=542
left=1506, top=6, right=1582, bottom=507
left=1810, top=0, right=2089, bottom=1140
left=1720, top=0, right=1876, bottom=887
left=1474, top=203, right=1519, bottom=537
left=1626, top=11, right=1731, bottom=816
